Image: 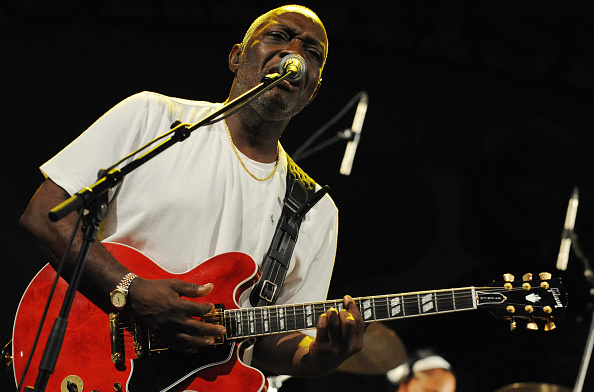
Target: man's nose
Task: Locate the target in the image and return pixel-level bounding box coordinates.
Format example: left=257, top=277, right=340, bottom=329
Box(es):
left=279, top=38, right=306, bottom=58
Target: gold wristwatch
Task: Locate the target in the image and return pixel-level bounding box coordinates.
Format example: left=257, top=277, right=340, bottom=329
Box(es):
left=110, top=272, right=138, bottom=309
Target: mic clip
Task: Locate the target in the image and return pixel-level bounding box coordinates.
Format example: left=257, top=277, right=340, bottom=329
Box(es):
left=261, top=73, right=282, bottom=85
left=337, top=128, right=355, bottom=141
left=562, top=228, right=576, bottom=240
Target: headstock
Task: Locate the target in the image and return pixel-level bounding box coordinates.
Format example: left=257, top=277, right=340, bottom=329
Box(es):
left=477, top=272, right=567, bottom=331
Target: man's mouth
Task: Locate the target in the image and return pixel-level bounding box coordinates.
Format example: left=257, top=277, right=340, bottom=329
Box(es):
left=278, top=78, right=299, bottom=91
left=265, top=66, right=301, bottom=91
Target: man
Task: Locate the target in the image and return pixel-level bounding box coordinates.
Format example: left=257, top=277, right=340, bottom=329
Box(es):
left=396, top=368, right=456, bottom=392
left=19, top=3, right=364, bottom=388
left=386, top=349, right=456, bottom=392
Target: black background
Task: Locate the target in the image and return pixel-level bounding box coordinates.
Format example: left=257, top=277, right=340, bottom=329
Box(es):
left=2, top=1, right=594, bottom=391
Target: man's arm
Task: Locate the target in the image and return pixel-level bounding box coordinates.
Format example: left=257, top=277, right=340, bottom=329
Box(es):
left=19, top=178, right=226, bottom=351
left=252, top=295, right=365, bottom=376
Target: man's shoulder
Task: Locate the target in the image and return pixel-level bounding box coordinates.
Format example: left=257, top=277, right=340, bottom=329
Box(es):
left=284, top=154, right=338, bottom=215
left=131, top=91, right=218, bottom=110
left=285, top=153, right=317, bottom=192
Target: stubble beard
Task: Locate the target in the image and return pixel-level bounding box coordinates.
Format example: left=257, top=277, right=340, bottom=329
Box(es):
left=233, top=66, right=305, bottom=122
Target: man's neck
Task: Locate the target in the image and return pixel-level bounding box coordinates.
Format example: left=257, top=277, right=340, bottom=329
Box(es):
left=225, top=110, right=287, bottom=163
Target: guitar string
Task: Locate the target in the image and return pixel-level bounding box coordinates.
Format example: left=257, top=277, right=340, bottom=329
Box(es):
left=233, top=290, right=554, bottom=319
left=113, top=287, right=557, bottom=340
left=224, top=287, right=556, bottom=337
left=111, top=288, right=549, bottom=327
left=226, top=286, right=542, bottom=316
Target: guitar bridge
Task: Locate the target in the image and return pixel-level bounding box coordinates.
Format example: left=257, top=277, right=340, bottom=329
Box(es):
left=133, top=322, right=168, bottom=358
left=108, top=304, right=226, bottom=365
left=201, top=304, right=226, bottom=344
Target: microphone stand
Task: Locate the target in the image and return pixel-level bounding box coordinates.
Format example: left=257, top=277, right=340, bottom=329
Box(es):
left=292, top=91, right=366, bottom=162
left=23, top=70, right=295, bottom=392
left=572, top=231, right=594, bottom=392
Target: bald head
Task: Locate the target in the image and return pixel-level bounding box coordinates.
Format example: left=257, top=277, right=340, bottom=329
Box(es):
left=240, top=5, right=328, bottom=69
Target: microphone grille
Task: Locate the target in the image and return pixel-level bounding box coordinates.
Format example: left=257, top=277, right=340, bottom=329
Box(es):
left=280, top=54, right=307, bottom=82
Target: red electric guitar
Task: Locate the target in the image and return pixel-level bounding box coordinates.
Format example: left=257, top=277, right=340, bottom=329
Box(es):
left=12, top=242, right=567, bottom=392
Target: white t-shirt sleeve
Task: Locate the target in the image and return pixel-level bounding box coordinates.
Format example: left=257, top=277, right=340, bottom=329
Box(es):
left=40, top=92, right=153, bottom=196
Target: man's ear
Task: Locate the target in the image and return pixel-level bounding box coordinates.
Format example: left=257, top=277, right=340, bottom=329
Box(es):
left=306, top=78, right=322, bottom=105
left=229, top=43, right=243, bottom=73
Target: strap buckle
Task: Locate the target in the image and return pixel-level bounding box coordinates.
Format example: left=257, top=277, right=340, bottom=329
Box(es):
left=259, top=280, right=278, bottom=303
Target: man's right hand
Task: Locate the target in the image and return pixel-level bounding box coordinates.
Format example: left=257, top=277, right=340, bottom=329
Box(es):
left=20, top=180, right=227, bottom=354
left=128, top=278, right=227, bottom=353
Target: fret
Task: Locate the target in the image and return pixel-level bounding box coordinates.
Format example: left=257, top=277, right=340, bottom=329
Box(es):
left=374, top=296, right=390, bottom=320
left=233, top=309, right=241, bottom=337
left=454, top=288, right=476, bottom=310
left=305, top=304, right=315, bottom=328
left=360, top=298, right=375, bottom=321
left=225, top=309, right=235, bottom=338
left=314, top=303, right=326, bottom=324
left=237, top=309, right=245, bottom=337
left=388, top=295, right=403, bottom=318
left=262, top=308, right=269, bottom=333
left=269, top=306, right=278, bottom=333
left=403, top=293, right=421, bottom=316
left=436, top=289, right=456, bottom=312
left=242, top=309, right=250, bottom=336
left=419, top=292, right=437, bottom=315
left=248, top=309, right=256, bottom=335
left=266, top=307, right=274, bottom=333
left=278, top=307, right=286, bottom=332
left=230, top=309, right=238, bottom=338
left=293, top=304, right=304, bottom=330
left=287, top=305, right=297, bottom=331
left=253, top=308, right=261, bottom=335
left=333, top=300, right=342, bottom=314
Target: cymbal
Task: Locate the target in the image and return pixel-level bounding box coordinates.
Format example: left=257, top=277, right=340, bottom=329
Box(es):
left=494, top=383, right=572, bottom=392
left=337, top=321, right=407, bottom=375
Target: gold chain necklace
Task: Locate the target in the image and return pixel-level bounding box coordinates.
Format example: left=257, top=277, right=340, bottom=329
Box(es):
left=224, top=120, right=280, bottom=182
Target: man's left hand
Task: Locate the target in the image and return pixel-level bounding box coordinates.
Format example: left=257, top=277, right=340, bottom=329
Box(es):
left=307, top=295, right=365, bottom=372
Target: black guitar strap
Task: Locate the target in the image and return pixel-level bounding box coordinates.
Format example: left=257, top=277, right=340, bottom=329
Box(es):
left=250, top=154, right=329, bottom=307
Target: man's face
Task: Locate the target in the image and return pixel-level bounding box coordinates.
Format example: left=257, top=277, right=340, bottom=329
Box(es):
left=230, top=11, right=328, bottom=120
left=399, top=369, right=456, bottom=392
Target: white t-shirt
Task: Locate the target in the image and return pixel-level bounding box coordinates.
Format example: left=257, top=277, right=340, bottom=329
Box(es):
left=40, top=91, right=338, bottom=309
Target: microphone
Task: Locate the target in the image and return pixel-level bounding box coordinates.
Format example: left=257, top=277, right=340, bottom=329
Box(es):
left=340, top=91, right=368, bottom=175
left=556, top=187, right=579, bottom=271
left=279, top=54, right=307, bottom=82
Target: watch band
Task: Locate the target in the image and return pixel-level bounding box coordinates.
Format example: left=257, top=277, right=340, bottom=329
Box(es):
left=116, top=272, right=138, bottom=293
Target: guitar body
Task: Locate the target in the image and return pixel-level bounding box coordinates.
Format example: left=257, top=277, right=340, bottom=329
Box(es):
left=13, top=242, right=266, bottom=392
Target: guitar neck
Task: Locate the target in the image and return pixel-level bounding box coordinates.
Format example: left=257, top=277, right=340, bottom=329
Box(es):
left=224, top=287, right=477, bottom=339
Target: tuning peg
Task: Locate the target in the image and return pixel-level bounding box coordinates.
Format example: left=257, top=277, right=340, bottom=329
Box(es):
left=509, top=318, right=517, bottom=331
left=539, top=272, right=552, bottom=280
left=526, top=318, right=538, bottom=331
left=503, top=273, right=515, bottom=282
left=545, top=320, right=557, bottom=331
left=523, top=273, right=533, bottom=281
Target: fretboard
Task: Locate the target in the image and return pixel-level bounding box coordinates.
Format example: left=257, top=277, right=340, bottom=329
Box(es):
left=224, top=287, right=477, bottom=339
